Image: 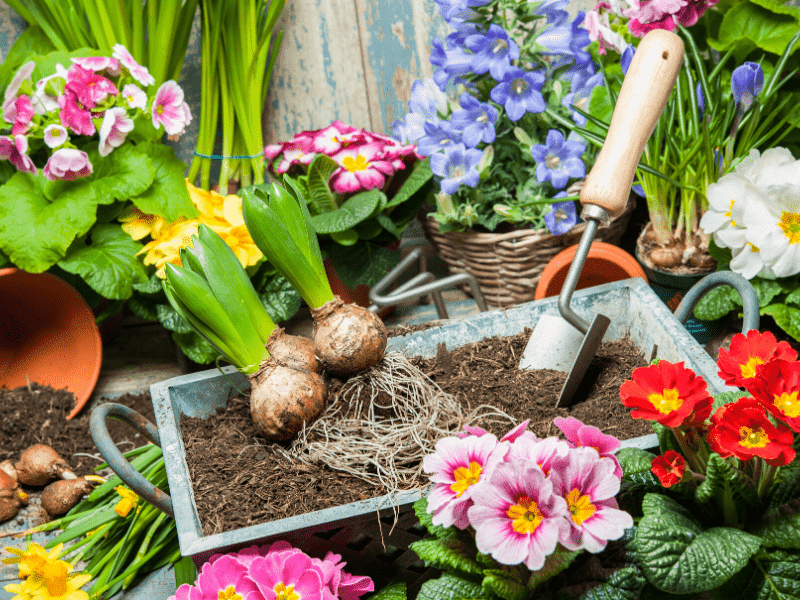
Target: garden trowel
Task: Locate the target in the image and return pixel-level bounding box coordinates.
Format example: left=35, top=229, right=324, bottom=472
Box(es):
left=520, top=29, right=684, bottom=407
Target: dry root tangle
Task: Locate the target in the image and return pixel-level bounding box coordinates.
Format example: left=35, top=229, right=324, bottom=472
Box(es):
left=274, top=352, right=517, bottom=497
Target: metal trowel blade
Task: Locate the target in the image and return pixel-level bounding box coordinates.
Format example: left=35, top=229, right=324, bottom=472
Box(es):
left=519, top=314, right=587, bottom=373
left=556, top=313, right=611, bottom=408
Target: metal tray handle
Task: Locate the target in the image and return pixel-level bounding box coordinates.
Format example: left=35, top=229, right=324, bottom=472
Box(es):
left=674, top=271, right=760, bottom=334
left=90, top=403, right=174, bottom=518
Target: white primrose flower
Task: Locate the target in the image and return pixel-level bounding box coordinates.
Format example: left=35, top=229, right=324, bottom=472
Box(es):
left=700, top=172, right=766, bottom=249
left=734, top=147, right=800, bottom=188
left=730, top=243, right=775, bottom=280
left=742, top=184, right=800, bottom=278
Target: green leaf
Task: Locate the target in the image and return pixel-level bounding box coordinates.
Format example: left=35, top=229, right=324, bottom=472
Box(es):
left=753, top=278, right=787, bottom=308
left=311, top=190, right=384, bottom=234
left=56, top=224, right=147, bottom=300
left=127, top=293, right=160, bottom=322
left=786, top=286, right=800, bottom=307
left=651, top=422, right=682, bottom=455
left=586, top=84, right=615, bottom=137
left=767, top=464, right=800, bottom=511
left=561, top=566, right=647, bottom=600
left=133, top=273, right=166, bottom=295
left=366, top=582, right=407, bottom=600
left=128, top=145, right=198, bottom=221
left=0, top=26, right=57, bottom=92
left=0, top=172, right=98, bottom=272
left=694, top=285, right=740, bottom=321
left=385, top=157, right=433, bottom=209
left=328, top=241, right=400, bottom=289
left=258, top=273, right=302, bottom=323
left=330, top=228, right=360, bottom=246
left=712, top=390, right=750, bottom=414
left=694, top=453, right=761, bottom=524
left=0, top=247, right=8, bottom=268
left=525, top=547, right=581, bottom=591
left=762, top=304, right=800, bottom=343
left=755, top=496, right=800, bottom=550
left=305, top=154, right=340, bottom=214
left=173, top=556, right=197, bottom=588
left=376, top=214, right=401, bottom=239
left=416, top=573, right=489, bottom=600
left=409, top=538, right=482, bottom=575
left=30, top=49, right=104, bottom=83
left=353, top=218, right=384, bottom=240
left=172, top=330, right=220, bottom=365
left=636, top=493, right=762, bottom=593
left=413, top=497, right=456, bottom=540
left=617, top=448, right=658, bottom=479
left=482, top=569, right=527, bottom=600
left=708, top=0, right=800, bottom=58
left=156, top=303, right=193, bottom=334
left=719, top=547, right=800, bottom=600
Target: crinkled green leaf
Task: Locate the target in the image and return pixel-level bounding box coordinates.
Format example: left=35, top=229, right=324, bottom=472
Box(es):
left=416, top=573, right=488, bottom=600
left=753, top=278, right=788, bottom=308
left=385, top=157, right=433, bottom=209
left=755, top=496, right=800, bottom=550
left=305, top=154, right=340, bottom=215
left=694, top=453, right=761, bottom=524
left=768, top=464, right=800, bottom=511
left=482, top=569, right=527, bottom=600
left=409, top=538, right=482, bottom=575
left=328, top=241, right=400, bottom=289
left=172, top=330, right=220, bottom=365
left=720, top=547, right=800, bottom=600
left=637, top=493, right=762, bottom=593
left=0, top=172, right=98, bottom=272
left=708, top=0, right=800, bottom=58
left=560, top=566, right=647, bottom=600
left=311, top=190, right=384, bottom=234
left=56, top=224, right=148, bottom=300
left=712, top=390, right=751, bottom=414
left=128, top=144, right=198, bottom=221
left=258, top=273, right=302, bottom=323
left=156, top=303, right=194, bottom=334
left=525, top=547, right=581, bottom=592
left=618, top=447, right=658, bottom=479
left=330, top=228, right=359, bottom=246
left=127, top=292, right=160, bottom=321
left=366, top=582, right=407, bottom=600
left=708, top=239, right=732, bottom=268
left=413, top=497, right=456, bottom=540
left=761, top=304, right=800, bottom=343
left=353, top=218, right=384, bottom=240
left=133, top=273, right=167, bottom=295
left=694, top=285, right=739, bottom=321
left=786, top=286, right=800, bottom=307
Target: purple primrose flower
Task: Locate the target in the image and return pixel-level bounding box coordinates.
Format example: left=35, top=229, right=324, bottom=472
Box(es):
left=562, top=71, right=604, bottom=125
left=430, top=143, right=484, bottom=194
left=465, top=25, right=520, bottom=80
left=531, top=129, right=586, bottom=189
left=545, top=193, right=578, bottom=235
left=534, top=0, right=570, bottom=25
left=536, top=12, right=592, bottom=68
left=416, top=120, right=463, bottom=156
left=450, top=92, right=498, bottom=147
left=490, top=67, right=546, bottom=121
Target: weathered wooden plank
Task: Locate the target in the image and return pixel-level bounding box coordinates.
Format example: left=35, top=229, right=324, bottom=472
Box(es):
left=263, top=0, right=372, bottom=142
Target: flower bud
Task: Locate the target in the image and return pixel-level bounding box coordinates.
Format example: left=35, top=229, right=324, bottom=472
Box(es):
left=731, top=62, right=763, bottom=111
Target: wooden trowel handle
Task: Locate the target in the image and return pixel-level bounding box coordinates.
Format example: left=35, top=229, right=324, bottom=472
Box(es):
left=580, top=30, right=684, bottom=217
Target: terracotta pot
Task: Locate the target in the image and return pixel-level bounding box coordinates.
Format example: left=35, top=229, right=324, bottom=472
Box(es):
left=0, top=268, right=102, bottom=420
left=534, top=241, right=646, bottom=300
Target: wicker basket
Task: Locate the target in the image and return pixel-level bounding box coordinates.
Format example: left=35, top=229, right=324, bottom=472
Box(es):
left=419, top=194, right=637, bottom=307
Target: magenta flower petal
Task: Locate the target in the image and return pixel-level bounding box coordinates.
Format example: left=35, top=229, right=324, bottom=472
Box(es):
left=505, top=435, right=571, bottom=475
left=553, top=416, right=622, bottom=478
left=113, top=43, right=156, bottom=86
left=99, top=107, right=134, bottom=156
left=43, top=148, right=92, bottom=181
left=151, top=80, right=192, bottom=136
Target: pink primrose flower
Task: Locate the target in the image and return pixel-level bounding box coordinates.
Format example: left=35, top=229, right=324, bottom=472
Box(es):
left=32, top=64, right=69, bottom=115
left=3, top=61, right=35, bottom=123
left=330, top=142, right=395, bottom=194
left=423, top=433, right=507, bottom=529
left=311, top=123, right=367, bottom=155
left=121, top=83, right=148, bottom=110
left=674, top=0, right=718, bottom=26
left=113, top=43, right=156, bottom=86
left=58, top=89, right=96, bottom=136
left=553, top=416, right=622, bottom=478
left=627, top=14, right=676, bottom=36
left=467, top=460, right=570, bottom=570
left=622, top=0, right=685, bottom=23
left=171, top=554, right=265, bottom=600
left=264, top=143, right=286, bottom=160
left=43, top=124, right=69, bottom=148
left=71, top=55, right=121, bottom=76
left=248, top=550, right=324, bottom=600
left=12, top=95, right=34, bottom=135
left=65, top=64, right=119, bottom=109
left=98, top=107, right=134, bottom=156
left=151, top=80, right=192, bottom=136
left=337, top=571, right=374, bottom=600
left=43, top=148, right=92, bottom=181
left=505, top=435, right=571, bottom=476
left=308, top=552, right=372, bottom=600
left=548, top=447, right=633, bottom=553
left=0, top=135, right=37, bottom=175
left=275, top=141, right=316, bottom=174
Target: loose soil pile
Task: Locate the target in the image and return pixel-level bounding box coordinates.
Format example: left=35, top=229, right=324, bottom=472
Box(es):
left=0, top=384, right=156, bottom=480
left=182, top=330, right=650, bottom=535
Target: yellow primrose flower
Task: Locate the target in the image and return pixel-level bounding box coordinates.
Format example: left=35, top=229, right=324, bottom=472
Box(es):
left=138, top=219, right=200, bottom=278
left=223, top=195, right=246, bottom=227
left=27, top=562, right=92, bottom=600
left=187, top=180, right=225, bottom=218
left=4, top=580, right=34, bottom=600
left=216, top=226, right=263, bottom=269
left=3, top=543, right=64, bottom=579
left=118, top=206, right=168, bottom=241
left=114, top=486, right=139, bottom=517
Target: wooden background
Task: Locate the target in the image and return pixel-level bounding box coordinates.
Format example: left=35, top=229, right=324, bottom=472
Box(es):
left=0, top=0, right=593, bottom=165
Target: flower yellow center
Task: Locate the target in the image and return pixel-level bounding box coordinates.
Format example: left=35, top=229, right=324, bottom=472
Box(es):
left=739, top=426, right=769, bottom=448
left=779, top=211, right=800, bottom=244
left=513, top=78, right=528, bottom=95
left=219, top=585, right=243, bottom=600
left=477, top=112, right=488, bottom=123
left=748, top=242, right=759, bottom=252
left=724, top=199, right=736, bottom=227
left=41, top=560, right=69, bottom=597
left=274, top=583, right=299, bottom=600
left=450, top=461, right=482, bottom=497
left=739, top=356, right=764, bottom=379
left=342, top=154, right=369, bottom=172
left=565, top=488, right=596, bottom=525
left=774, top=391, right=800, bottom=418
left=545, top=154, right=561, bottom=169
left=507, top=495, right=544, bottom=534
left=647, top=388, right=683, bottom=414
left=156, top=105, right=164, bottom=115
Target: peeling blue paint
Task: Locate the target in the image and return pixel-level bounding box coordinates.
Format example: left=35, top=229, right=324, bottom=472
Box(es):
left=317, top=4, right=338, bottom=95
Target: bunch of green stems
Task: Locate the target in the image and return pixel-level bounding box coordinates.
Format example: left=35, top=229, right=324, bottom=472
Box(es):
left=548, top=27, right=800, bottom=246
left=25, top=445, right=183, bottom=600
left=187, top=0, right=286, bottom=193
left=4, top=0, right=197, bottom=90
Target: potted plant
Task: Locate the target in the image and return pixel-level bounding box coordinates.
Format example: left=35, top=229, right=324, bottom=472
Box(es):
left=262, top=122, right=434, bottom=300
left=391, top=0, right=636, bottom=308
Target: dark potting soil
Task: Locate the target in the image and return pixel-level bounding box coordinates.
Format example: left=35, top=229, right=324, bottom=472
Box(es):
left=0, top=383, right=156, bottom=481
left=182, top=331, right=650, bottom=536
